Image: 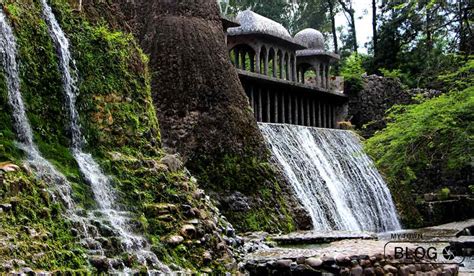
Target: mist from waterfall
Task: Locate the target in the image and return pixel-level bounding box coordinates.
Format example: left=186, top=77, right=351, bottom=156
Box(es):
left=39, top=0, right=170, bottom=271
left=259, top=123, right=401, bottom=232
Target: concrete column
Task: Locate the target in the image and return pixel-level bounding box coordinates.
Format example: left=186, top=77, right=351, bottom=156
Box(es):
left=311, top=99, right=316, bottom=127
left=249, top=85, right=255, bottom=114
left=255, top=47, right=261, bottom=74
left=286, top=93, right=293, bottom=124
left=332, top=105, right=337, bottom=128
left=234, top=48, right=240, bottom=68
left=321, top=102, right=326, bottom=128
left=322, top=64, right=326, bottom=89
left=317, top=101, right=322, bottom=127
left=286, top=54, right=291, bottom=81
left=274, top=91, right=279, bottom=123
left=240, top=51, right=246, bottom=70
left=281, top=92, right=285, bottom=124
left=294, top=95, right=299, bottom=125
left=264, top=48, right=269, bottom=76
left=250, top=53, right=255, bottom=72
left=266, top=89, right=272, bottom=123
left=315, top=64, right=320, bottom=87
left=326, top=65, right=331, bottom=89
left=272, top=51, right=277, bottom=78
left=279, top=52, right=285, bottom=79
left=300, top=97, right=304, bottom=125
left=257, top=88, right=262, bottom=121
left=292, top=55, right=297, bottom=82
left=306, top=98, right=311, bottom=126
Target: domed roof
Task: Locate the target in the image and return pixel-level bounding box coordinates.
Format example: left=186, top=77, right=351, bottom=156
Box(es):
left=228, top=10, right=292, bottom=40
left=294, top=28, right=325, bottom=50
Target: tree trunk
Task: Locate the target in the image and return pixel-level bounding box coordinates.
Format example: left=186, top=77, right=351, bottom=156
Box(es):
left=328, top=0, right=339, bottom=54
left=372, top=0, right=377, bottom=56
left=350, top=11, right=358, bottom=52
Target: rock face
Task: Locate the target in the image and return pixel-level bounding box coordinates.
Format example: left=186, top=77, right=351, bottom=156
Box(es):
left=82, top=0, right=307, bottom=232
left=346, top=75, right=440, bottom=137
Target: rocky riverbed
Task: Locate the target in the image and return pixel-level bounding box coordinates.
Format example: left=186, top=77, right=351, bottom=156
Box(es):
left=240, top=220, right=474, bottom=275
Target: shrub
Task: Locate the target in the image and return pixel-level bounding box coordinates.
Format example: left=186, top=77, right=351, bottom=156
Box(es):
left=438, top=187, right=451, bottom=200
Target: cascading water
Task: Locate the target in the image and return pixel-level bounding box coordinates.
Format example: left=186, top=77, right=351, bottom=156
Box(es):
left=259, top=123, right=401, bottom=232
left=0, top=8, right=82, bottom=221
left=39, top=0, right=170, bottom=272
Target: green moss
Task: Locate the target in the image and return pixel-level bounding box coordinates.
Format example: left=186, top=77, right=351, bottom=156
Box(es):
left=189, top=154, right=296, bottom=233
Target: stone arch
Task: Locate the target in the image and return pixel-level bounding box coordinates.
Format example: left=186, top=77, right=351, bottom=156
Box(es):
left=229, top=44, right=256, bottom=72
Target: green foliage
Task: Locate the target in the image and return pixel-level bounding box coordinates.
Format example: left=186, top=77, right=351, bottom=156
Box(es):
left=340, top=53, right=366, bottom=90
left=379, top=68, right=404, bottom=80
left=469, top=185, right=474, bottom=195
left=365, top=87, right=473, bottom=226
left=437, top=187, right=451, bottom=200
left=438, top=56, right=474, bottom=92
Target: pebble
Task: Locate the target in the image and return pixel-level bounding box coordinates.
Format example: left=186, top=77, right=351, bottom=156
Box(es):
left=305, top=257, right=322, bottom=268
left=167, top=235, right=184, bottom=245
left=275, top=259, right=292, bottom=268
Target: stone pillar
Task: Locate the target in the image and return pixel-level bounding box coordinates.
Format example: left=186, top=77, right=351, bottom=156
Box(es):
left=266, top=89, right=271, bottom=122
left=274, top=91, right=279, bottom=123
left=264, top=48, right=269, bottom=76
left=250, top=52, right=255, bottom=72
left=293, top=55, right=297, bottom=82
left=314, top=63, right=320, bottom=87
left=321, top=64, right=326, bottom=89
left=317, top=101, right=322, bottom=127
left=281, top=92, right=285, bottom=124
left=332, top=104, right=337, bottom=128
left=249, top=85, right=255, bottom=115
left=326, top=64, right=330, bottom=89
left=255, top=47, right=261, bottom=74
left=300, top=97, right=304, bottom=125
left=311, top=99, right=316, bottom=127
left=279, top=52, right=285, bottom=79
left=234, top=48, right=240, bottom=68
left=257, top=87, right=262, bottom=121
left=288, top=93, right=292, bottom=124
left=308, top=99, right=311, bottom=126
left=321, top=102, right=326, bottom=128
left=286, top=54, right=291, bottom=81
left=294, top=95, right=298, bottom=124
left=272, top=52, right=277, bottom=78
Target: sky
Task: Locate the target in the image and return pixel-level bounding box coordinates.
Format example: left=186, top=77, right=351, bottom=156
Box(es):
left=334, top=0, right=373, bottom=53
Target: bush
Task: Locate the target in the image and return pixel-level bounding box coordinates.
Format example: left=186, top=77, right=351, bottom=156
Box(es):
left=438, top=187, right=451, bottom=200
left=341, top=53, right=366, bottom=90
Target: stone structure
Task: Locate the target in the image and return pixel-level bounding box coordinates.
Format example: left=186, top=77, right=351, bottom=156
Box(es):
left=225, top=10, right=347, bottom=128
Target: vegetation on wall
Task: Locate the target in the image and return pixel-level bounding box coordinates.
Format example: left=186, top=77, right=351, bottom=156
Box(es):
left=364, top=58, right=474, bottom=227
left=0, top=0, right=234, bottom=272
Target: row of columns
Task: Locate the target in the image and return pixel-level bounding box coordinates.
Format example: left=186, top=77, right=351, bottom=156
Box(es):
left=245, top=84, right=338, bottom=128
left=231, top=44, right=298, bottom=82
left=297, top=63, right=331, bottom=89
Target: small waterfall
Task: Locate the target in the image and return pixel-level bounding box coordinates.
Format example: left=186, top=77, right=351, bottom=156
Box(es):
left=0, top=8, right=79, bottom=214
left=259, top=123, right=401, bottom=232
left=39, top=0, right=170, bottom=272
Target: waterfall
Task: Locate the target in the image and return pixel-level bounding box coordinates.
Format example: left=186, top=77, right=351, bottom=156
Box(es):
left=39, top=0, right=170, bottom=272
left=0, top=8, right=78, bottom=213
left=259, top=123, right=401, bottom=232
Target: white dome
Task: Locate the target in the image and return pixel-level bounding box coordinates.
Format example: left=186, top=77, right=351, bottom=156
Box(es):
left=228, top=10, right=292, bottom=40
left=294, top=28, right=325, bottom=50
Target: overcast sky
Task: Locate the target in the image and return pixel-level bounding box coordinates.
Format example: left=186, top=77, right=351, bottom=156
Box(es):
left=334, top=0, right=373, bottom=53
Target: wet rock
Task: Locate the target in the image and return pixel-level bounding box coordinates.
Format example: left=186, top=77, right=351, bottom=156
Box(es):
left=166, top=235, right=184, bottom=246
left=203, top=251, right=212, bottom=264
left=0, top=203, right=12, bottom=212
left=192, top=189, right=205, bottom=200
left=305, top=257, right=322, bottom=268
left=180, top=224, right=196, bottom=238
left=90, top=255, right=109, bottom=272
left=275, top=259, right=292, bottom=268
left=296, top=256, right=306, bottom=264
left=351, top=265, right=363, bottom=276
left=374, top=266, right=385, bottom=276
left=340, top=267, right=350, bottom=276
left=221, top=192, right=251, bottom=211
left=322, top=256, right=336, bottom=265
left=383, top=264, right=398, bottom=274
left=160, top=154, right=183, bottom=172
left=363, top=267, right=375, bottom=276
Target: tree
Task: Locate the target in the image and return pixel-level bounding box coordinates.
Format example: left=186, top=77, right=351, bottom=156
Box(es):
left=372, top=0, right=377, bottom=55
left=337, top=0, right=357, bottom=52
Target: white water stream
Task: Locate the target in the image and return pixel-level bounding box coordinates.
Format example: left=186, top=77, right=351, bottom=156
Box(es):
left=259, top=123, right=401, bottom=232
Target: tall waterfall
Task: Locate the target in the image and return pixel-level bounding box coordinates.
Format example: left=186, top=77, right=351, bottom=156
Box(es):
left=259, top=123, right=401, bottom=232
left=0, top=9, right=76, bottom=211
left=39, top=0, right=170, bottom=272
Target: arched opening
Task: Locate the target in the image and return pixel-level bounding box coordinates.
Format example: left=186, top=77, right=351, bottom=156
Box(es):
left=229, top=44, right=256, bottom=72
left=268, top=48, right=276, bottom=77
left=260, top=46, right=267, bottom=75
